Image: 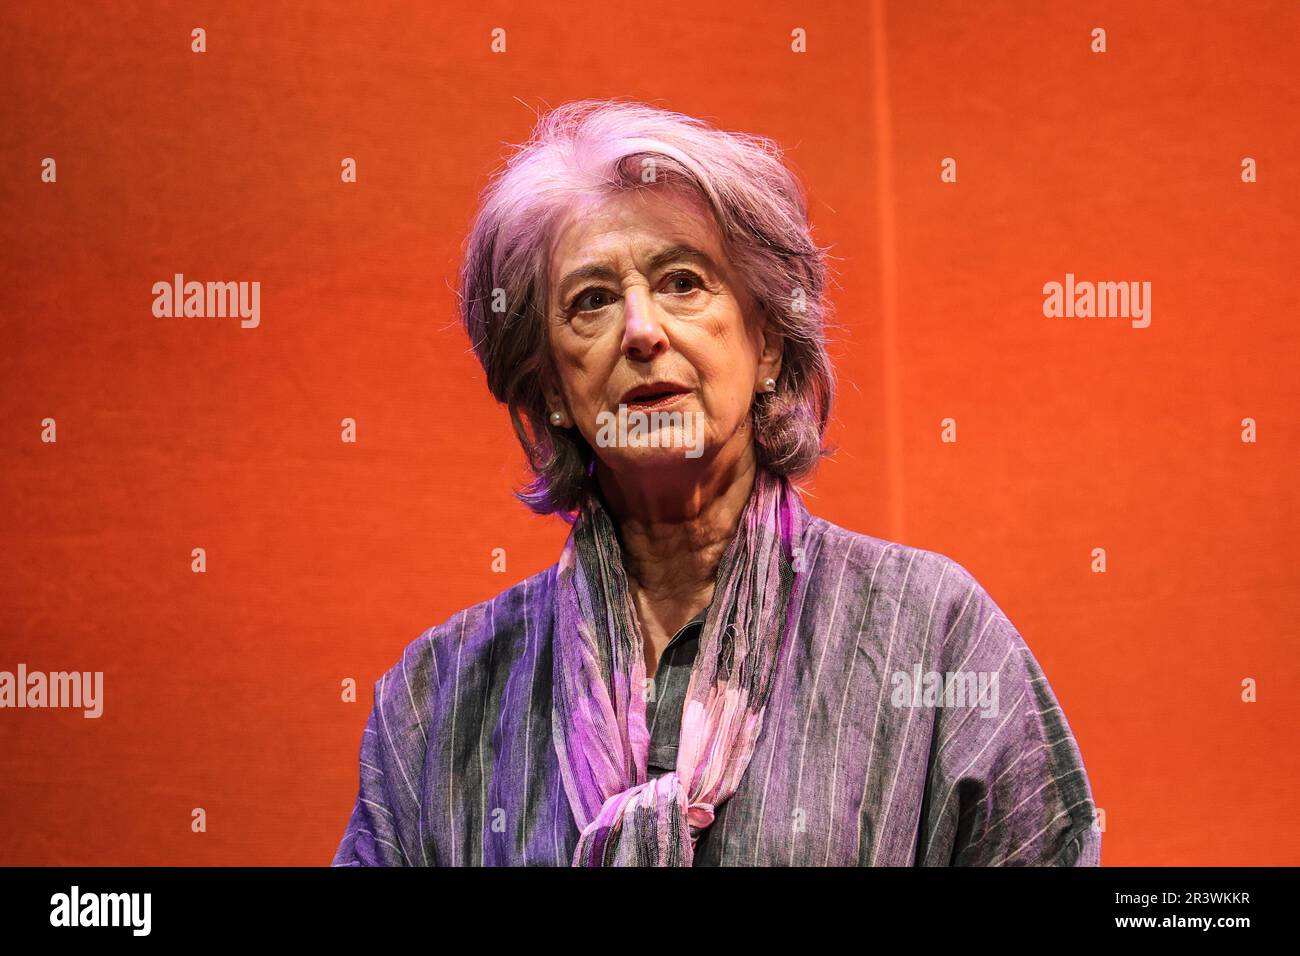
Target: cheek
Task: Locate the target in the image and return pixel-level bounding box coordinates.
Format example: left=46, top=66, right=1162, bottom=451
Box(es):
left=691, top=323, right=759, bottom=416
left=697, top=365, right=756, bottom=426
left=550, top=332, right=615, bottom=406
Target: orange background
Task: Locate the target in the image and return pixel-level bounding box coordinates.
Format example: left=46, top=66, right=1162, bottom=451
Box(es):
left=1, top=0, right=1296, bottom=865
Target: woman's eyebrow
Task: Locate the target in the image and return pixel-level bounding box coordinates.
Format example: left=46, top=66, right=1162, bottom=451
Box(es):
left=555, top=244, right=717, bottom=302
left=646, top=244, right=716, bottom=274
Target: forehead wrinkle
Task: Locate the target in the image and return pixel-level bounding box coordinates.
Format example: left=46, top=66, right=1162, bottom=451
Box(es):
left=549, top=189, right=726, bottom=302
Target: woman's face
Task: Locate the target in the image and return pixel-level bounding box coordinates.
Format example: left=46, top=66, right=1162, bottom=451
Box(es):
left=543, top=186, right=782, bottom=484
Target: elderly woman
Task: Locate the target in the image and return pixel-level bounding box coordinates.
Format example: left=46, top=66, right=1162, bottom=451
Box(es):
left=332, top=100, right=1101, bottom=867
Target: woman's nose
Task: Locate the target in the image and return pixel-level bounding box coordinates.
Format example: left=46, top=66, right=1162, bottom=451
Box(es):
left=621, top=287, right=669, bottom=362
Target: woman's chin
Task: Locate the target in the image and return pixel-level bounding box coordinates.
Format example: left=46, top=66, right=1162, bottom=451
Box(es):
left=599, top=443, right=712, bottom=474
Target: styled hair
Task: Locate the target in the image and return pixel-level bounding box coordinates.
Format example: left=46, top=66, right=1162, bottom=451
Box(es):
left=458, top=98, right=837, bottom=517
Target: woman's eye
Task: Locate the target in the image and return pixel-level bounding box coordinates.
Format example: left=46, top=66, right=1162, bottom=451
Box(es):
left=665, top=271, right=702, bottom=294
left=572, top=288, right=614, bottom=313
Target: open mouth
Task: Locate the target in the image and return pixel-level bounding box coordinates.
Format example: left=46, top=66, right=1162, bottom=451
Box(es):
left=622, top=388, right=689, bottom=409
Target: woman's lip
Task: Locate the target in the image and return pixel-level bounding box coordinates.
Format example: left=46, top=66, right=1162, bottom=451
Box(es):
left=622, top=390, right=690, bottom=409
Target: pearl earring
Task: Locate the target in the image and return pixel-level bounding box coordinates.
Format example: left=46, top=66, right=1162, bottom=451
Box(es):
left=762, top=377, right=777, bottom=393
left=549, top=411, right=564, bottom=426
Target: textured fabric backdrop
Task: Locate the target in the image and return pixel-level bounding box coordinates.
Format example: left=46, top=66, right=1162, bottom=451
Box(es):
left=0, top=0, right=1296, bottom=864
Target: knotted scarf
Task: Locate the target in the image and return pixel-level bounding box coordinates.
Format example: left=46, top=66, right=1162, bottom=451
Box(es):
left=551, top=465, right=807, bottom=866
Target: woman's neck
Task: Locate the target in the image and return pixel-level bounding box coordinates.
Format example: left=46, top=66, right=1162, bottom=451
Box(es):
left=594, top=449, right=758, bottom=664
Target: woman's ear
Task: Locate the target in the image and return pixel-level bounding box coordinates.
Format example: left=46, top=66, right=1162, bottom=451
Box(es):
left=539, top=369, right=571, bottom=427
left=757, top=322, right=784, bottom=387
left=537, top=354, right=568, bottom=418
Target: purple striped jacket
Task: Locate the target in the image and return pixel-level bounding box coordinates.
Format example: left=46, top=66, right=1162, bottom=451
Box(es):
left=332, top=515, right=1102, bottom=866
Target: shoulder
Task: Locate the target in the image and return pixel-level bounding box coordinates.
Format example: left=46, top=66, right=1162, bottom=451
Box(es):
left=369, top=563, right=558, bottom=723
left=802, top=515, right=1021, bottom=666
left=803, top=514, right=996, bottom=613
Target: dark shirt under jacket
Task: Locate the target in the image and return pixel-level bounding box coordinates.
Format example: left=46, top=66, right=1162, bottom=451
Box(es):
left=645, top=605, right=710, bottom=779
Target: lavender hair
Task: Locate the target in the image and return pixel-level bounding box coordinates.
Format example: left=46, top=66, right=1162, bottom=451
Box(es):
left=458, top=98, right=837, bottom=517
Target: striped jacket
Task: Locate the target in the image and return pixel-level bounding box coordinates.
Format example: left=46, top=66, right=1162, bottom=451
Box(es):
left=332, top=515, right=1102, bottom=866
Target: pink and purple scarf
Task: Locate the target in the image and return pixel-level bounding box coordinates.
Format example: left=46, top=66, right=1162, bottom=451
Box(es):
left=551, top=466, right=807, bottom=866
